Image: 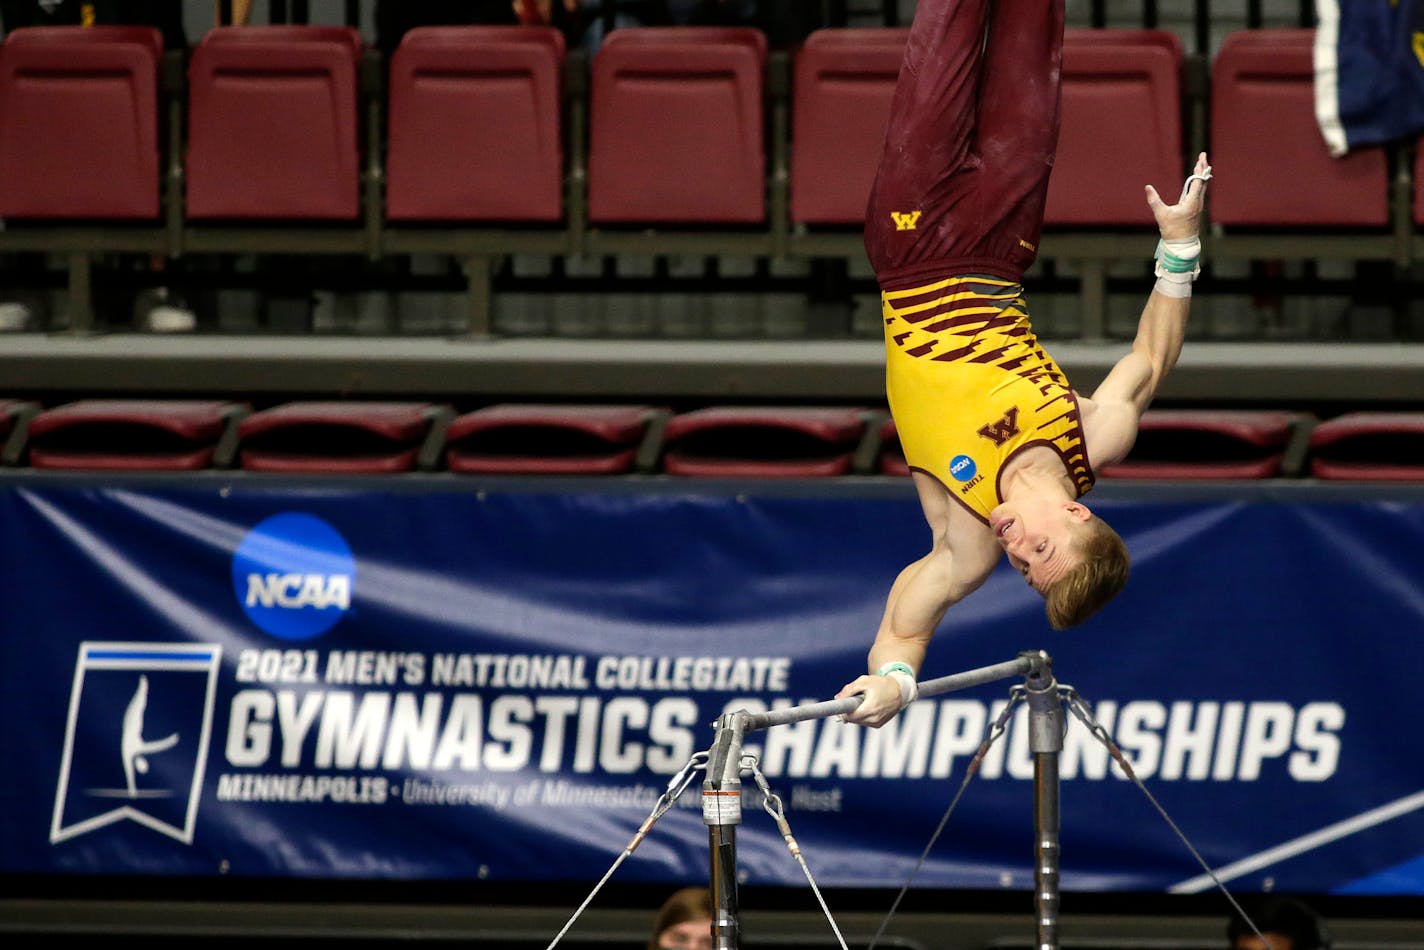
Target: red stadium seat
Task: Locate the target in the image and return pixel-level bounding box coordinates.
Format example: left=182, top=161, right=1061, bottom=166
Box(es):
left=661, top=406, right=868, bottom=477
left=238, top=402, right=453, bottom=473
left=1308, top=413, right=1424, bottom=481
left=1045, top=29, right=1184, bottom=226
left=445, top=404, right=665, bottom=474
left=25, top=400, right=249, bottom=471
left=186, top=25, right=363, bottom=219
left=1097, top=410, right=1313, bottom=479
left=0, top=26, right=163, bottom=219
left=1210, top=29, right=1388, bottom=227
left=386, top=26, right=565, bottom=222
left=588, top=27, right=767, bottom=224
left=790, top=27, right=908, bottom=226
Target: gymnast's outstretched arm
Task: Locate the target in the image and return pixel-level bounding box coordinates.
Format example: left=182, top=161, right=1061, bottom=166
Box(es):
left=835, top=477, right=999, bottom=728
left=1091, top=152, right=1212, bottom=420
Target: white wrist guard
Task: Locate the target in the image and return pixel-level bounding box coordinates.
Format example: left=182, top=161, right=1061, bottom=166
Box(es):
left=876, top=661, right=919, bottom=710
left=1153, top=274, right=1193, bottom=299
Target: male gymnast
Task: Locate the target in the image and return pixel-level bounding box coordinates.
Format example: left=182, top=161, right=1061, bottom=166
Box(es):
left=838, top=0, right=1212, bottom=726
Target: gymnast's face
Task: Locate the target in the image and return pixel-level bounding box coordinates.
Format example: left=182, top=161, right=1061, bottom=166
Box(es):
left=989, top=499, right=1093, bottom=594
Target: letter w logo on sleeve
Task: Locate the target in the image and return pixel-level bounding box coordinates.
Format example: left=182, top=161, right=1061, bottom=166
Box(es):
left=977, top=407, right=1022, bottom=446
left=890, top=211, right=922, bottom=231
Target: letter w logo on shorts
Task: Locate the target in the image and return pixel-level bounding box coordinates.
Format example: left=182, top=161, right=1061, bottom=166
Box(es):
left=977, top=407, right=1021, bottom=446
left=890, top=211, right=922, bottom=231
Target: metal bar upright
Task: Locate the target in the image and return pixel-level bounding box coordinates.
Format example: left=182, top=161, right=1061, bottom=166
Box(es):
left=704, top=710, right=750, bottom=950
left=1025, top=657, right=1063, bottom=950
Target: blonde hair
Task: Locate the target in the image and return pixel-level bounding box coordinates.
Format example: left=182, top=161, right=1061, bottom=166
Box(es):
left=648, top=887, right=714, bottom=950
left=1043, top=516, right=1129, bottom=629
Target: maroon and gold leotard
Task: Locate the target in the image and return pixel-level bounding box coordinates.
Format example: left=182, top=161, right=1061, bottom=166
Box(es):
left=883, top=274, right=1093, bottom=523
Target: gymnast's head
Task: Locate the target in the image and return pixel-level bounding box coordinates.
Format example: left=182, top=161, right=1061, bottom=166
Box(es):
left=990, top=498, right=1129, bottom=629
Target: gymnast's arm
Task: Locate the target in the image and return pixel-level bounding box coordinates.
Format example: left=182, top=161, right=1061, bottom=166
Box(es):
left=1088, top=153, right=1212, bottom=459
left=836, top=504, right=999, bottom=728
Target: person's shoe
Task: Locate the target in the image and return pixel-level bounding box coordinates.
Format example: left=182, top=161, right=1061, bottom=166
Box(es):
left=146, top=304, right=198, bottom=332
left=144, top=288, right=197, bottom=332
left=0, top=301, right=33, bottom=331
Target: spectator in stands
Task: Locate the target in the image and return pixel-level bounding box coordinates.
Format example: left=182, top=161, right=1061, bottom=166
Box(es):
left=648, top=886, right=713, bottom=950
left=1228, top=897, right=1332, bottom=950
left=373, top=2, right=535, bottom=58
left=0, top=0, right=184, bottom=47
left=558, top=0, right=657, bottom=52
left=669, top=0, right=755, bottom=25
left=836, top=0, right=1211, bottom=724
left=746, top=1, right=829, bottom=49
left=663, top=0, right=823, bottom=49
left=531, top=1, right=823, bottom=56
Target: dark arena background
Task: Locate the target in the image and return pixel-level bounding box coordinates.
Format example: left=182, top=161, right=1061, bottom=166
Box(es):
left=2, top=1, right=1423, bottom=947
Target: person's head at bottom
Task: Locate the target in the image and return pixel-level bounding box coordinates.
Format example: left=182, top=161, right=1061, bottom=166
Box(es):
left=1227, top=897, right=1332, bottom=950
left=649, top=886, right=714, bottom=950
left=990, top=497, right=1129, bottom=629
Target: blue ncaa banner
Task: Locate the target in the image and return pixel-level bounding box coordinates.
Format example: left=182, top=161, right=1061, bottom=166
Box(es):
left=0, top=478, right=1422, bottom=896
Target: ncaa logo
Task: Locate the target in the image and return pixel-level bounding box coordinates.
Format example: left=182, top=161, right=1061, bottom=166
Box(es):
left=949, top=454, right=977, bottom=482
left=232, top=513, right=355, bottom=640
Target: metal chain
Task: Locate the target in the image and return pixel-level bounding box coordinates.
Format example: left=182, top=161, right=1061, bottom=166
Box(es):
left=1059, top=685, right=1272, bottom=948
left=867, top=687, right=1027, bottom=950
left=745, top=754, right=851, bottom=950
left=544, top=750, right=709, bottom=950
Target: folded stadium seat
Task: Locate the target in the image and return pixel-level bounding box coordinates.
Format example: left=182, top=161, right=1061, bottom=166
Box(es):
left=1308, top=413, right=1424, bottom=481
left=445, top=404, right=668, bottom=474
left=238, top=402, right=454, bottom=474
left=790, top=27, right=909, bottom=226
left=878, top=418, right=910, bottom=476
left=1044, top=29, right=1184, bottom=226
left=661, top=406, right=871, bottom=477
left=1210, top=29, right=1388, bottom=227
left=186, top=25, right=364, bottom=219
left=588, top=27, right=767, bottom=224
left=1097, top=410, right=1314, bottom=479
left=386, top=26, right=565, bottom=222
left=0, top=400, right=40, bottom=466
left=24, top=400, right=249, bottom=471
left=0, top=26, right=163, bottom=218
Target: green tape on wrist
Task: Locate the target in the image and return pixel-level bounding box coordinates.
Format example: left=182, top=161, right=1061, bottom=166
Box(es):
left=1154, top=237, right=1201, bottom=274
left=1158, top=250, right=1198, bottom=273
left=876, top=662, right=919, bottom=711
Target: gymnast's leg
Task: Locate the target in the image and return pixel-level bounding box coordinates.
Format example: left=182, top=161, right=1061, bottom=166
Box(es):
left=969, top=0, right=1067, bottom=270
left=864, top=0, right=994, bottom=282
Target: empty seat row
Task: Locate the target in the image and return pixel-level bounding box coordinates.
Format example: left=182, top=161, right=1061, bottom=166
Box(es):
left=0, top=24, right=1410, bottom=230
left=2, top=400, right=1421, bottom=481
left=0, top=400, right=875, bottom=476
